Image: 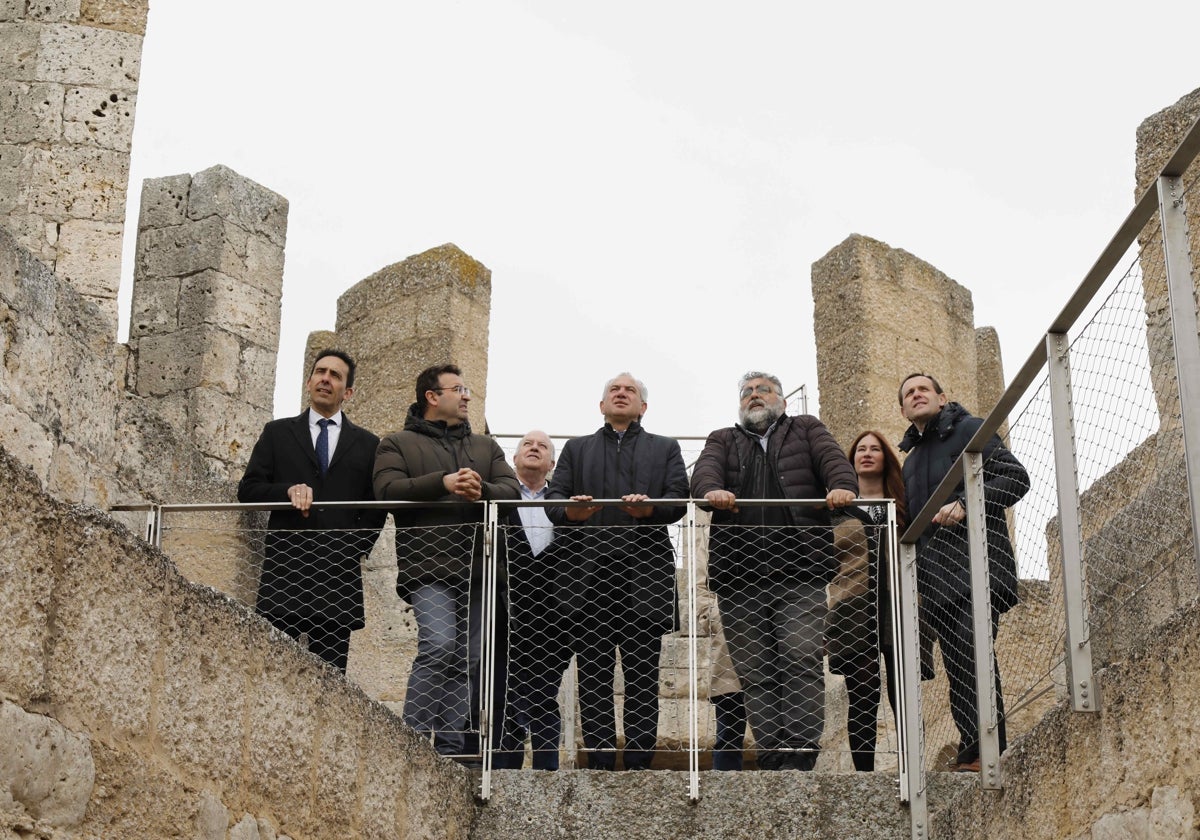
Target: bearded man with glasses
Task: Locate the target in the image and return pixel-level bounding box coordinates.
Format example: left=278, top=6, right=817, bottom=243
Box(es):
left=374, top=363, right=519, bottom=762
left=691, top=371, right=857, bottom=770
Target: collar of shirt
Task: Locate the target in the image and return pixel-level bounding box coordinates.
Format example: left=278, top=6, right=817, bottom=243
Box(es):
left=516, top=482, right=553, bottom=556
left=308, top=408, right=344, bottom=454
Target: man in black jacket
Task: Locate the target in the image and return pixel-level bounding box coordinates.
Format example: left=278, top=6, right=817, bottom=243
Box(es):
left=691, top=371, right=857, bottom=770
left=238, top=349, right=385, bottom=672
left=547, top=373, right=688, bottom=770
left=898, top=373, right=1030, bottom=772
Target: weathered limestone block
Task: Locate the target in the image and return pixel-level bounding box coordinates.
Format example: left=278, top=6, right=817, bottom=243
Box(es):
left=0, top=144, right=21, bottom=214
left=229, top=814, right=261, bottom=840
left=0, top=700, right=94, bottom=827
left=27, top=145, right=127, bottom=222
left=113, top=394, right=231, bottom=505
left=0, top=399, right=55, bottom=478
left=80, top=0, right=149, bottom=34
left=19, top=0, right=82, bottom=22
left=84, top=739, right=214, bottom=839
left=0, top=23, right=40, bottom=79
left=243, top=653, right=324, bottom=812
left=54, top=218, right=123, bottom=297
left=34, top=22, right=140, bottom=89
left=186, top=385, right=266, bottom=476
left=188, top=164, right=289, bottom=251
left=0, top=80, right=63, bottom=143
left=133, top=326, right=241, bottom=397
left=239, top=342, right=278, bottom=414
left=195, top=792, right=230, bottom=840
left=135, top=214, right=245, bottom=281
left=182, top=268, right=280, bottom=346
left=62, top=86, right=134, bottom=150
left=127, top=274, right=180, bottom=337
left=136, top=171, right=189, bottom=229
left=0, top=228, right=57, bottom=332
left=812, top=234, right=978, bottom=449
left=48, top=439, right=111, bottom=505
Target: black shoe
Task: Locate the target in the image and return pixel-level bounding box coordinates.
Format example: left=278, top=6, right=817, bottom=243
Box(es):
left=585, top=753, right=616, bottom=770
left=778, top=751, right=817, bottom=771
left=756, top=751, right=783, bottom=771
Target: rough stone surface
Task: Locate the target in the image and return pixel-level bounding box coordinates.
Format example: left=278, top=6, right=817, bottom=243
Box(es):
left=335, top=242, right=492, bottom=436
left=1134, top=88, right=1200, bottom=467
left=0, top=700, right=94, bottom=827
left=811, top=233, right=980, bottom=451
left=0, top=442, right=481, bottom=839
left=475, top=770, right=975, bottom=839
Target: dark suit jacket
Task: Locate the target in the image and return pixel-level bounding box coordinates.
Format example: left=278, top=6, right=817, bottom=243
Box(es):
left=238, top=411, right=386, bottom=629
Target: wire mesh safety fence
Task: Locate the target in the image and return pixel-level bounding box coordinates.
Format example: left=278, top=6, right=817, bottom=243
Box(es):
left=956, top=221, right=1200, bottom=781
left=126, top=500, right=918, bottom=780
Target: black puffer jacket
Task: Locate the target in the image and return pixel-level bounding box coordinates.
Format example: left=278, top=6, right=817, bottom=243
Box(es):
left=898, top=401, right=1029, bottom=612
left=373, top=404, right=519, bottom=598
left=690, top=414, right=858, bottom=593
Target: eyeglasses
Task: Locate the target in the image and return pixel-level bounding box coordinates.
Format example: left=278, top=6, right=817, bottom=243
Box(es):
left=739, top=384, right=776, bottom=400
left=432, top=385, right=471, bottom=397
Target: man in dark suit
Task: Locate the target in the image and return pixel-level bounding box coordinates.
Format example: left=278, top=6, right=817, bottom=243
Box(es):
left=546, top=373, right=689, bottom=770
left=495, top=429, right=571, bottom=770
left=238, top=349, right=385, bottom=672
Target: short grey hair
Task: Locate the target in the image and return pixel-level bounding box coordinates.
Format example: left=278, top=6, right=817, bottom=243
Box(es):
left=737, top=371, right=783, bottom=396
left=520, top=430, right=556, bottom=462
left=602, top=372, right=648, bottom=402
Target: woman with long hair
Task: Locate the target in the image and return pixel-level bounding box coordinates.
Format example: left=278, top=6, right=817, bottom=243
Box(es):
left=836, top=430, right=909, bottom=771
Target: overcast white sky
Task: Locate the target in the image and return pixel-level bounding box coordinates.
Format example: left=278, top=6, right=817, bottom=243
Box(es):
left=119, top=1, right=1200, bottom=441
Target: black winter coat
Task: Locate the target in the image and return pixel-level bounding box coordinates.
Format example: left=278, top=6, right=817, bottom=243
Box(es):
left=898, top=402, right=1030, bottom=613
left=546, top=422, right=689, bottom=624
left=690, top=415, right=858, bottom=594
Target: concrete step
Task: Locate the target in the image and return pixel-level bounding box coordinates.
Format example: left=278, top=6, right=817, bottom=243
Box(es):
left=471, top=769, right=976, bottom=840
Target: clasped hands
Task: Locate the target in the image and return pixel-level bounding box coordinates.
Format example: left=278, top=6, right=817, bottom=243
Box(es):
left=443, top=468, right=484, bottom=501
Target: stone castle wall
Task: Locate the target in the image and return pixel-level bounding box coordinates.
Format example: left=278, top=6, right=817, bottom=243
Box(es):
left=0, top=445, right=478, bottom=839
left=4, top=2, right=1200, bottom=831
left=811, top=233, right=1004, bottom=451
left=0, top=0, right=146, bottom=323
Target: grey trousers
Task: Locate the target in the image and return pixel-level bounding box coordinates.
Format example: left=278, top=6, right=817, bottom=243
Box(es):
left=721, top=579, right=827, bottom=755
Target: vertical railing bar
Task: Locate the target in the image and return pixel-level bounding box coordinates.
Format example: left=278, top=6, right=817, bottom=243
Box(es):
left=1047, top=331, right=1099, bottom=712
left=964, top=452, right=1002, bottom=789
left=479, top=501, right=498, bottom=799
left=1157, top=174, right=1200, bottom=584
left=897, top=533, right=928, bottom=838
left=686, top=501, right=700, bottom=801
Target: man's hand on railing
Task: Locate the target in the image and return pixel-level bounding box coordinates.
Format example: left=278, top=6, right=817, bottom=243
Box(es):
left=704, top=490, right=739, bottom=513
left=564, top=495, right=602, bottom=521
left=931, top=498, right=965, bottom=526
left=288, top=483, right=314, bottom=517
left=443, top=468, right=483, bottom=501
left=619, top=494, right=654, bottom=519
left=825, top=489, right=856, bottom=509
